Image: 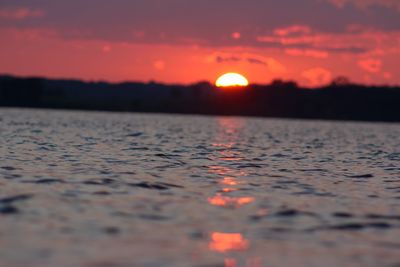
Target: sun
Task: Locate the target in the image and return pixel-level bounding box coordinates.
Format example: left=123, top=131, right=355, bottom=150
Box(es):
left=215, top=73, right=249, bottom=88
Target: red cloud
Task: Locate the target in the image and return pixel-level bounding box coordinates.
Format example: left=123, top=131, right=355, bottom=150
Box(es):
left=2, top=27, right=57, bottom=41
left=258, top=26, right=400, bottom=57
left=0, top=8, right=44, bottom=20
left=274, top=25, right=312, bottom=36
left=257, top=35, right=322, bottom=46
left=358, top=58, right=382, bottom=73
left=285, top=48, right=329, bottom=58
left=327, top=0, right=400, bottom=11
left=209, top=52, right=286, bottom=73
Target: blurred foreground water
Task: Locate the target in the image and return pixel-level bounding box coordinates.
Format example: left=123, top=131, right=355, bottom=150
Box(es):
left=1, top=108, right=400, bottom=267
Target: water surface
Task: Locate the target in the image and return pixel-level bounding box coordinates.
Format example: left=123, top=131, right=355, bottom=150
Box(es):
left=1, top=108, right=400, bottom=267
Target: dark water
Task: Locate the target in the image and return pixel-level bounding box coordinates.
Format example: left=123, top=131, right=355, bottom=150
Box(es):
left=1, top=108, right=400, bottom=267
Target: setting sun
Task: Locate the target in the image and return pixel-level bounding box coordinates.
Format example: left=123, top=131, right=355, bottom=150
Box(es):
left=216, top=73, right=249, bottom=87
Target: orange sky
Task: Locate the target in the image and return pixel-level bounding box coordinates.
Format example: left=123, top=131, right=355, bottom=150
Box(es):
left=0, top=1, right=399, bottom=86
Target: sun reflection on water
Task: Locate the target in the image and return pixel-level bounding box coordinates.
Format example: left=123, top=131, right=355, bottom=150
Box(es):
left=224, top=258, right=237, bottom=267
left=209, top=232, right=250, bottom=253
left=208, top=118, right=254, bottom=209
left=220, top=177, right=239, bottom=186
left=208, top=194, right=255, bottom=208
left=206, top=117, right=261, bottom=266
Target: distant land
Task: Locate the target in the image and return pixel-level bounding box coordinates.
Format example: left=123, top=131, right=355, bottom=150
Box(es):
left=1, top=75, right=399, bottom=122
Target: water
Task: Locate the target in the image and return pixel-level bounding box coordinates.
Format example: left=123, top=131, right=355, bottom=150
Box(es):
left=1, top=108, right=400, bottom=267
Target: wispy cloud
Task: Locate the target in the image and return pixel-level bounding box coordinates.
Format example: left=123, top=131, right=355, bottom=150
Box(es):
left=210, top=52, right=286, bottom=73
left=327, top=0, right=400, bottom=11
left=274, top=25, right=312, bottom=37
left=215, top=55, right=267, bottom=66
left=285, top=48, right=329, bottom=58
left=258, top=25, right=400, bottom=57
left=0, top=8, right=44, bottom=20
left=358, top=58, right=382, bottom=73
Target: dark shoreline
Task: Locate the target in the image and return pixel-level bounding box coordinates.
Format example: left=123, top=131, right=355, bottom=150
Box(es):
left=1, top=75, right=399, bottom=122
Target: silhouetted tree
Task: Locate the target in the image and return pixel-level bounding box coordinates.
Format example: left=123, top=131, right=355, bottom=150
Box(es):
left=1, top=75, right=399, bottom=122
left=331, top=76, right=351, bottom=87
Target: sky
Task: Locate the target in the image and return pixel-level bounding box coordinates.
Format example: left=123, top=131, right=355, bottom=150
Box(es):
left=0, top=0, right=399, bottom=86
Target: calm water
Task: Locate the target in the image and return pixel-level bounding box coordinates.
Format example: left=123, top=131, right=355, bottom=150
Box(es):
left=1, top=108, right=400, bottom=267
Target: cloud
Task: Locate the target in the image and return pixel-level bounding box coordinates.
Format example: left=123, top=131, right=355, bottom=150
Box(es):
left=247, top=58, right=268, bottom=65
left=215, top=55, right=242, bottom=64
left=214, top=54, right=268, bottom=66
left=302, top=67, right=332, bottom=86
left=215, top=55, right=271, bottom=66
left=358, top=58, right=382, bottom=73
left=1, top=27, right=57, bottom=41
left=257, top=34, right=321, bottom=46
left=274, top=25, right=312, bottom=36
left=258, top=25, right=400, bottom=56
left=327, top=0, right=400, bottom=11
left=0, top=8, right=44, bottom=20
left=211, top=52, right=286, bottom=73
left=285, top=48, right=329, bottom=58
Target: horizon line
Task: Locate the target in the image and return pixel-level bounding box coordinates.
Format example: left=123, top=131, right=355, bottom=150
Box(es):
left=1, top=73, right=399, bottom=89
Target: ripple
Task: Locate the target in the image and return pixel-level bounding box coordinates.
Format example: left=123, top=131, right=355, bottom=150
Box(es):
left=1, top=109, right=400, bottom=267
